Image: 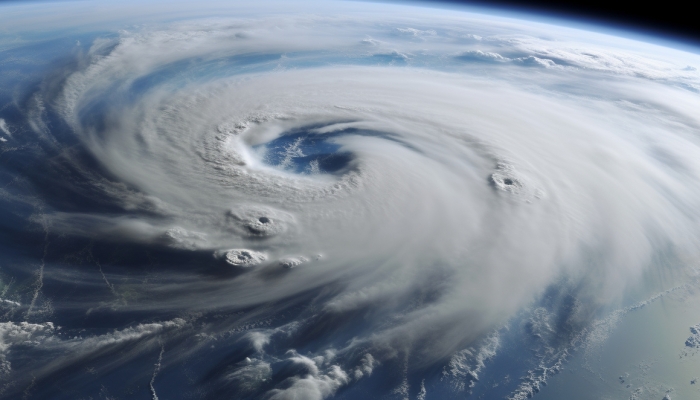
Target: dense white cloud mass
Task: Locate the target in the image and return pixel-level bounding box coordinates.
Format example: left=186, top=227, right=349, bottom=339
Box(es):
left=0, top=1, right=700, bottom=399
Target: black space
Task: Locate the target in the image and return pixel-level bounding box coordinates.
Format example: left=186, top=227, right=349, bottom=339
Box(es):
left=404, top=0, right=700, bottom=47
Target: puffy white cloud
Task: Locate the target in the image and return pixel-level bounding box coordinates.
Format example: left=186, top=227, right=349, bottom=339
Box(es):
left=0, top=119, right=10, bottom=137
left=265, top=353, right=349, bottom=400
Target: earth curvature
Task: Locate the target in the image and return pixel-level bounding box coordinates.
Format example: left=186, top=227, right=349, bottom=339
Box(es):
left=1, top=1, right=700, bottom=399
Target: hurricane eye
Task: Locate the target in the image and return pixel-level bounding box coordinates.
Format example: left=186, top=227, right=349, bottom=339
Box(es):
left=253, top=125, right=356, bottom=175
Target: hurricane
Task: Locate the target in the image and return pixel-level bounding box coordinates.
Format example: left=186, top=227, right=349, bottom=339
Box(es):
left=1, top=1, right=700, bottom=399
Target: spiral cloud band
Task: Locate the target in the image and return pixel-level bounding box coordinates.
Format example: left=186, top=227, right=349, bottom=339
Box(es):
left=1, top=1, right=700, bottom=399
